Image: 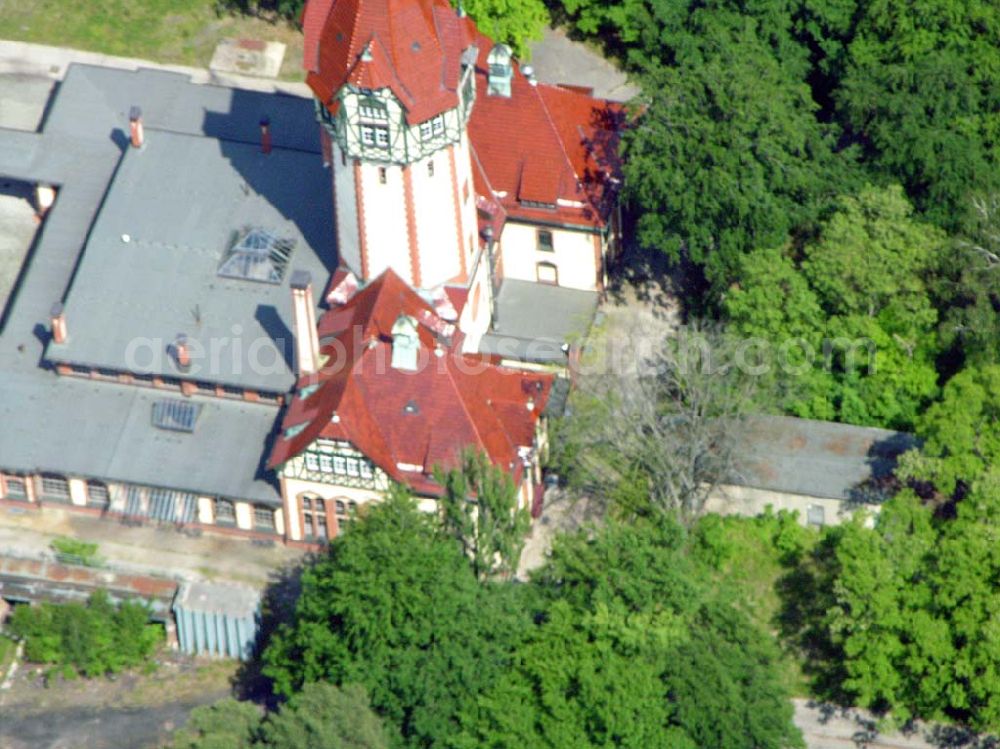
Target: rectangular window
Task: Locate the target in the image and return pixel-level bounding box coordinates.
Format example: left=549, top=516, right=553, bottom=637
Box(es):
left=360, top=462, right=373, bottom=479
left=87, top=481, right=110, bottom=507
left=40, top=475, right=70, bottom=501
left=316, top=513, right=328, bottom=539
left=378, top=167, right=387, bottom=184
left=419, top=121, right=432, bottom=140
left=361, top=124, right=389, bottom=148
left=346, top=458, right=359, bottom=477
left=432, top=115, right=445, bottom=136
left=428, top=160, right=434, bottom=177
left=305, top=453, right=320, bottom=472
left=254, top=507, right=275, bottom=530
left=319, top=455, right=334, bottom=473
left=4, top=475, right=27, bottom=500
left=334, top=456, right=347, bottom=475
left=216, top=499, right=235, bottom=524
left=537, top=230, right=554, bottom=252
left=807, top=505, right=826, bottom=528
left=359, top=101, right=387, bottom=120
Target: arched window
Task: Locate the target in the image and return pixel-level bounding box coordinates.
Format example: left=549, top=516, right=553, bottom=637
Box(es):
left=536, top=261, right=558, bottom=286
left=301, top=495, right=328, bottom=540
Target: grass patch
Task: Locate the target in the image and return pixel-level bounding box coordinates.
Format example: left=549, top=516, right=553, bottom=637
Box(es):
left=0, top=0, right=304, bottom=79
left=695, top=511, right=819, bottom=697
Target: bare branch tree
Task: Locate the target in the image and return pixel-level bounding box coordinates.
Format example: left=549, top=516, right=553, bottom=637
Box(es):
left=557, top=314, right=757, bottom=522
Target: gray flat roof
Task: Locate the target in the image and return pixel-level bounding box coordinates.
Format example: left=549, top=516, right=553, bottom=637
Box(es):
left=47, top=129, right=333, bottom=392
left=0, top=64, right=331, bottom=503
left=481, top=279, right=597, bottom=363
left=732, top=415, right=916, bottom=502
left=175, top=579, right=261, bottom=618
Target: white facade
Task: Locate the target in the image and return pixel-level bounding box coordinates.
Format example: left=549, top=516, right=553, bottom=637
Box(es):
left=498, top=221, right=602, bottom=291
left=319, top=63, right=479, bottom=294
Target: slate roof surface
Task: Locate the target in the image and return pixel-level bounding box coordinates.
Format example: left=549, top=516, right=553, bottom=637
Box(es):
left=269, top=269, right=553, bottom=495
left=0, top=64, right=332, bottom=504
left=46, top=129, right=333, bottom=392
left=732, top=415, right=917, bottom=501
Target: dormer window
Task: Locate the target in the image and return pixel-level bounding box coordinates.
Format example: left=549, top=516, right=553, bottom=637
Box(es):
left=391, top=315, right=420, bottom=371
left=487, top=44, right=513, bottom=98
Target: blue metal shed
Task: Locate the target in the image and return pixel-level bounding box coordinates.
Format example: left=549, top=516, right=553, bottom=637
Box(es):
left=173, top=580, right=261, bottom=660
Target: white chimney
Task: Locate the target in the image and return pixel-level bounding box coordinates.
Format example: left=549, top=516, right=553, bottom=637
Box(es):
left=290, top=270, right=321, bottom=375
left=35, top=184, right=56, bottom=218
left=129, top=106, right=144, bottom=149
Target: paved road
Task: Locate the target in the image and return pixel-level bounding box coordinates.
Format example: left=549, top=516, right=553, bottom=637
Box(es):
left=794, top=700, right=996, bottom=749
left=528, top=27, right=639, bottom=102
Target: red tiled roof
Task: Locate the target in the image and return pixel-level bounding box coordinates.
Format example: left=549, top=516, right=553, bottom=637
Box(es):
left=268, top=269, right=552, bottom=494
left=305, top=0, right=475, bottom=125
left=467, top=32, right=625, bottom=230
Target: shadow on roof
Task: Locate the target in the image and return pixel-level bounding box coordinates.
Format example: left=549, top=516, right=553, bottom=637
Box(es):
left=203, top=88, right=338, bottom=274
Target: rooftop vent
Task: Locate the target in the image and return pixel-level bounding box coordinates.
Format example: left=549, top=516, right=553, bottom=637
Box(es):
left=152, top=399, right=202, bottom=433
left=218, top=228, right=295, bottom=284
left=403, top=399, right=419, bottom=414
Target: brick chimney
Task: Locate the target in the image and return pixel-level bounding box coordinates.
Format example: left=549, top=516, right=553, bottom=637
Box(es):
left=260, top=116, right=272, bottom=155
left=129, top=106, right=144, bottom=149
left=174, top=334, right=191, bottom=370
left=50, top=302, right=67, bottom=344
left=290, top=270, right=320, bottom=375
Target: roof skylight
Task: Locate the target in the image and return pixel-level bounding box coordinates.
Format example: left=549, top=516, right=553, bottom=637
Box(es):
left=152, top=399, right=202, bottom=433
left=218, top=228, right=295, bottom=284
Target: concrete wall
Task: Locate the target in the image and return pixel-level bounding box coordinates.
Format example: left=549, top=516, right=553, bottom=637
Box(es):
left=705, top=484, right=879, bottom=527
left=498, top=222, right=600, bottom=291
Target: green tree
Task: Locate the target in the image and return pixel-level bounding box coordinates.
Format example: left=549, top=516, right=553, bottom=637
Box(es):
left=435, top=449, right=530, bottom=580
left=897, top=365, right=1000, bottom=497
left=835, top=0, right=1000, bottom=228
left=723, top=185, right=942, bottom=429
left=169, top=699, right=262, bottom=749
left=260, top=683, right=389, bottom=749
left=459, top=518, right=802, bottom=748
left=262, top=491, right=530, bottom=748
left=8, top=590, right=160, bottom=678
left=461, top=0, right=548, bottom=59
left=623, top=7, right=855, bottom=292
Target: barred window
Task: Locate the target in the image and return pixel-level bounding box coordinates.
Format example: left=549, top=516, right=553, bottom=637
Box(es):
left=40, top=475, right=70, bottom=501
left=305, top=453, right=320, bottom=472
left=319, top=454, right=334, bottom=473
left=3, top=475, right=27, bottom=500
left=216, top=498, right=236, bottom=524
left=254, top=507, right=275, bottom=530
left=334, top=456, right=347, bottom=474
left=346, top=458, right=359, bottom=477
left=86, top=480, right=109, bottom=507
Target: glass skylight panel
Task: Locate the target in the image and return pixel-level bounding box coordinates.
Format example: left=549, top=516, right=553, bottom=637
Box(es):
left=218, top=228, right=295, bottom=284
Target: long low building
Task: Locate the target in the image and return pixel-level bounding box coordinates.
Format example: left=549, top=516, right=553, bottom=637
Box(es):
left=707, top=415, right=918, bottom=526
left=0, top=64, right=328, bottom=539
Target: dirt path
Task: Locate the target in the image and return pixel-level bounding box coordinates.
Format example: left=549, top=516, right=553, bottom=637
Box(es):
left=0, top=654, right=237, bottom=749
